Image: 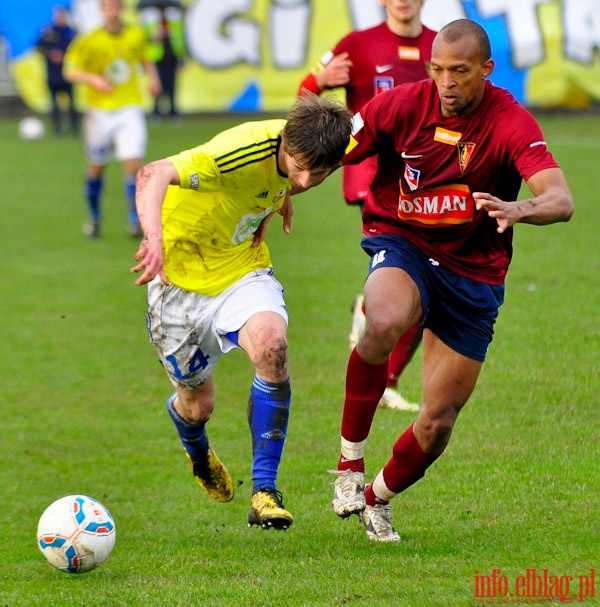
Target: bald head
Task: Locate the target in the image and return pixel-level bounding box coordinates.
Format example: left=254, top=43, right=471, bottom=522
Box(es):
left=429, top=19, right=495, bottom=117
left=437, top=19, right=492, bottom=63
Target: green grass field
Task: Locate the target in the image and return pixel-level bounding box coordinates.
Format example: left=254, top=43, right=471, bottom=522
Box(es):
left=0, top=111, right=598, bottom=606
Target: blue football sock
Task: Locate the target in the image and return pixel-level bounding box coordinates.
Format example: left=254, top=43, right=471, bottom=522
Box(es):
left=85, top=176, right=102, bottom=220
left=124, top=174, right=138, bottom=224
left=166, top=393, right=209, bottom=464
left=248, top=375, right=291, bottom=493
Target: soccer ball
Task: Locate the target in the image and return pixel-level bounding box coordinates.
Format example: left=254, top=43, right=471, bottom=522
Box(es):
left=37, top=495, right=116, bottom=573
left=18, top=116, right=45, bottom=141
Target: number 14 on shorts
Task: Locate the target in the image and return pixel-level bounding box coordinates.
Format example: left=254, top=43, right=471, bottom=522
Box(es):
left=165, top=349, right=210, bottom=380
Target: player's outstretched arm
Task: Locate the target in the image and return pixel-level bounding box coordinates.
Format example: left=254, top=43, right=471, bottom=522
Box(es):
left=473, top=167, right=573, bottom=233
left=131, top=159, right=179, bottom=285
left=64, top=68, right=113, bottom=92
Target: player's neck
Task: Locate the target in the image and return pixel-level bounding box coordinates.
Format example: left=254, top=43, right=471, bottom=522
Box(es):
left=387, top=18, right=423, bottom=39
left=104, top=19, right=123, bottom=35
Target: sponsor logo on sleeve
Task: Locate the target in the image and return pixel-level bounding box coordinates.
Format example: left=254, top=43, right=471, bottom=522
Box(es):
left=350, top=113, right=364, bottom=136
left=346, top=113, right=364, bottom=153
left=346, top=135, right=358, bottom=154
left=320, top=50, right=334, bottom=66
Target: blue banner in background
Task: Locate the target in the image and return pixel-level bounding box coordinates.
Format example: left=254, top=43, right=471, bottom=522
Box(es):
left=0, top=0, right=71, bottom=58
left=462, top=1, right=525, bottom=105
left=2, top=0, right=600, bottom=113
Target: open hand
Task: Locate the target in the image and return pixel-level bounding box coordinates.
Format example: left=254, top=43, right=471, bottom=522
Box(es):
left=252, top=192, right=294, bottom=247
left=131, top=238, right=169, bottom=285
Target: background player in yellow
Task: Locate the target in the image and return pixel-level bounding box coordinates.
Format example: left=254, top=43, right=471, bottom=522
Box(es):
left=131, top=93, right=353, bottom=530
left=64, top=0, right=160, bottom=238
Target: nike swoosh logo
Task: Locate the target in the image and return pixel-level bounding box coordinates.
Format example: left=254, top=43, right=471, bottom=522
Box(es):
left=401, top=151, right=423, bottom=159
left=375, top=64, right=393, bottom=73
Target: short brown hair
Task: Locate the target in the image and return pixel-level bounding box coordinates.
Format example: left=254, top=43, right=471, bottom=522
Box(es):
left=282, top=92, right=353, bottom=171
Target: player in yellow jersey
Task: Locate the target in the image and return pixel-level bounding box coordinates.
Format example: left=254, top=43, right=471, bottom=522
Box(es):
left=63, top=0, right=160, bottom=239
left=131, top=93, right=352, bottom=531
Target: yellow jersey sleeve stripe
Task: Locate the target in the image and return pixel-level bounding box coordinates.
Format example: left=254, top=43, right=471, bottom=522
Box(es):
left=216, top=138, right=279, bottom=173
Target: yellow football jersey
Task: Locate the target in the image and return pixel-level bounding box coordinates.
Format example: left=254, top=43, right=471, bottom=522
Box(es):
left=64, top=24, right=149, bottom=110
left=163, top=119, right=292, bottom=296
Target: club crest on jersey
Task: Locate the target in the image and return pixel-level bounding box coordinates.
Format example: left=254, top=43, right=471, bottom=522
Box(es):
left=457, top=142, right=476, bottom=174
left=374, top=77, right=394, bottom=96
left=403, top=162, right=420, bottom=191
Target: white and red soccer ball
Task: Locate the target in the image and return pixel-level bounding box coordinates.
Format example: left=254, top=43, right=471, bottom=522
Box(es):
left=37, top=495, right=116, bottom=573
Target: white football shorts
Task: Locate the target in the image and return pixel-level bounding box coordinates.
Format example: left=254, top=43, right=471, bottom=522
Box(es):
left=84, top=106, right=147, bottom=165
left=146, top=269, right=288, bottom=390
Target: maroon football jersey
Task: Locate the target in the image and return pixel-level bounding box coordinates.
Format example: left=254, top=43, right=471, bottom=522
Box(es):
left=331, top=23, right=436, bottom=112
left=344, top=79, right=559, bottom=284
left=300, top=22, right=436, bottom=204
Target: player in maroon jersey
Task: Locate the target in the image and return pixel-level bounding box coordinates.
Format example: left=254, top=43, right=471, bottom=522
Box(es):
left=298, top=0, right=437, bottom=411
left=331, top=19, right=574, bottom=542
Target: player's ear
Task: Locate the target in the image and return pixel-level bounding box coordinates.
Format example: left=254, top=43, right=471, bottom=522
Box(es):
left=482, top=58, right=495, bottom=79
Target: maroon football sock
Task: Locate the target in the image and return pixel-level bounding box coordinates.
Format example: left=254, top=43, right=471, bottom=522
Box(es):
left=338, top=455, right=365, bottom=473
left=380, top=424, right=440, bottom=494
left=338, top=348, right=387, bottom=471
left=364, top=483, right=386, bottom=506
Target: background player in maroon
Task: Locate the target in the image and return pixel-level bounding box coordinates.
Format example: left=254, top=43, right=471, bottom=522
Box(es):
left=331, top=19, right=574, bottom=541
left=298, top=0, right=436, bottom=411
